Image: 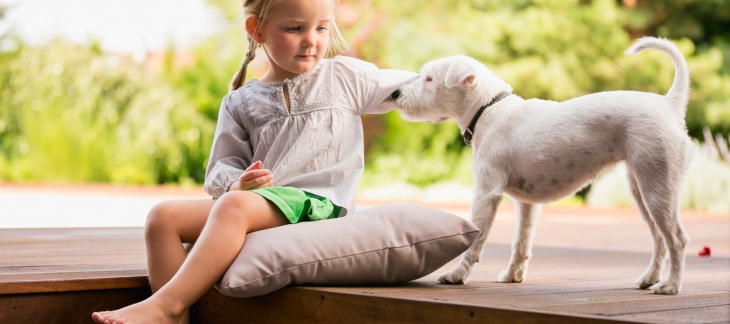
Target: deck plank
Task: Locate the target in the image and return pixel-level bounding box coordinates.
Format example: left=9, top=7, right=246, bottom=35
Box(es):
left=613, top=305, right=730, bottom=324
left=0, top=228, right=147, bottom=295
left=190, top=284, right=638, bottom=324
left=1, top=207, right=728, bottom=323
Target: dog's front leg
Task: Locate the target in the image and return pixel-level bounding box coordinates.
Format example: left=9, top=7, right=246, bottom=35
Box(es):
left=438, top=193, right=503, bottom=284
left=498, top=201, right=541, bottom=283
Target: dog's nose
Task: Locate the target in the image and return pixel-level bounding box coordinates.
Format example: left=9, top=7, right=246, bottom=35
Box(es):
left=391, top=90, right=401, bottom=100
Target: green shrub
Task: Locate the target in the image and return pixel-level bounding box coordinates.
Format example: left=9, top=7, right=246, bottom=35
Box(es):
left=0, top=40, right=214, bottom=184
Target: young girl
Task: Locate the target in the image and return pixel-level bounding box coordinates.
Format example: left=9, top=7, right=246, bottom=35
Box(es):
left=92, top=0, right=416, bottom=323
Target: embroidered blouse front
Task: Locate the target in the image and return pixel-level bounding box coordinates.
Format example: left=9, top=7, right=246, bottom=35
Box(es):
left=204, top=56, right=417, bottom=215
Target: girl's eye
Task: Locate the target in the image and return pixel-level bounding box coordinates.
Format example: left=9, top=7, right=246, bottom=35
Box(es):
left=317, top=26, right=328, bottom=32
left=286, top=27, right=301, bottom=33
left=426, top=76, right=433, bottom=82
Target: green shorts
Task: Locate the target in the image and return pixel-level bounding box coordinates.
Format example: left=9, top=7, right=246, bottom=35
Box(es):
left=250, top=187, right=341, bottom=224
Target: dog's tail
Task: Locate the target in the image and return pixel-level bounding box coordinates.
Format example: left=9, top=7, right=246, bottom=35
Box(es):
left=625, top=37, right=690, bottom=121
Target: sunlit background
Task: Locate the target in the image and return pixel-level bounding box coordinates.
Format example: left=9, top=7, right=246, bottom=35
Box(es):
left=1, top=0, right=729, bottom=227
left=0, top=0, right=222, bottom=53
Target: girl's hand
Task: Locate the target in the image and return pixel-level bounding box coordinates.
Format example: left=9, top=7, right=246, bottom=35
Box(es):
left=228, top=161, right=273, bottom=191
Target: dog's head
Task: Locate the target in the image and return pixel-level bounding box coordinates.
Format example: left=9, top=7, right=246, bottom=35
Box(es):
left=392, top=55, right=511, bottom=124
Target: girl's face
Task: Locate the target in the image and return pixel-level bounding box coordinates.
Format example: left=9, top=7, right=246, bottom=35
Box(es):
left=257, top=0, right=332, bottom=82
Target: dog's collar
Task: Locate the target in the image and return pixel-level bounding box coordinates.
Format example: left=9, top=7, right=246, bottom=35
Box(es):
left=463, top=91, right=512, bottom=145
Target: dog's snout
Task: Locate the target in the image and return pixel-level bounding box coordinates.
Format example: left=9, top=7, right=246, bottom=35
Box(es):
left=391, top=89, right=401, bottom=100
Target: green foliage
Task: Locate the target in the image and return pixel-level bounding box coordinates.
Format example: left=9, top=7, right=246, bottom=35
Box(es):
left=360, top=121, right=474, bottom=187
left=0, top=40, right=214, bottom=184
left=159, top=27, right=247, bottom=122
left=619, top=0, right=730, bottom=137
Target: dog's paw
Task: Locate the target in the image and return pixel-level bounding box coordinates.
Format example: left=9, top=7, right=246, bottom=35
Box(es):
left=437, top=269, right=466, bottom=285
left=635, top=270, right=661, bottom=289
left=650, top=280, right=681, bottom=295
left=497, top=269, right=524, bottom=283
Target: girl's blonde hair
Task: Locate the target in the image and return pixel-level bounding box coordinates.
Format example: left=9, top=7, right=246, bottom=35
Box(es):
left=229, top=0, right=349, bottom=92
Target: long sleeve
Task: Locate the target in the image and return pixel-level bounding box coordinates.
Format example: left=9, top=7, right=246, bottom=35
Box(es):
left=204, top=93, right=254, bottom=198
left=360, top=68, right=419, bottom=114
left=332, top=56, right=418, bottom=115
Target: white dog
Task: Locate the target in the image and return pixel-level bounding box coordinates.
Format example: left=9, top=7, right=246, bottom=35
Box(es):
left=391, top=37, right=692, bottom=295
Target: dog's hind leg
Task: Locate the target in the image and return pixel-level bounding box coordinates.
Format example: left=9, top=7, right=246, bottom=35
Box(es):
left=438, top=193, right=503, bottom=284
left=498, top=202, right=541, bottom=283
left=630, top=156, right=689, bottom=295
left=646, top=196, right=688, bottom=295
left=628, top=170, right=668, bottom=289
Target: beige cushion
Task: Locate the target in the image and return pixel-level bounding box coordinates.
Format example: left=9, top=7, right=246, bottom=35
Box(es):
left=216, top=204, right=478, bottom=298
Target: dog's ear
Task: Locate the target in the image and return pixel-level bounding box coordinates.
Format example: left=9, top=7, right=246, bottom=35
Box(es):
left=444, top=60, right=476, bottom=88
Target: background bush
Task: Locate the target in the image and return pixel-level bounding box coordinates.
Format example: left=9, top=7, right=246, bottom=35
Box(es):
left=0, top=40, right=214, bottom=185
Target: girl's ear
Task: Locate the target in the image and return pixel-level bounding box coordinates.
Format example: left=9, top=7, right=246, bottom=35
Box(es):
left=444, top=59, right=476, bottom=88
left=245, top=16, right=263, bottom=43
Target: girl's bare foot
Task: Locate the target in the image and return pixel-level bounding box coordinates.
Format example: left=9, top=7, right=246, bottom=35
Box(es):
left=91, top=296, right=181, bottom=324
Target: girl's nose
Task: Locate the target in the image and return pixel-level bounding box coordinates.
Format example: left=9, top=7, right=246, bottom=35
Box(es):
left=302, top=30, right=317, bottom=47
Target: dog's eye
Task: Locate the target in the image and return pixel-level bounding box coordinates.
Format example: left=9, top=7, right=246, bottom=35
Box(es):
left=425, top=76, right=433, bottom=82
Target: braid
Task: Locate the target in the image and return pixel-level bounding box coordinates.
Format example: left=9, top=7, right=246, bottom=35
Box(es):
left=229, top=36, right=259, bottom=92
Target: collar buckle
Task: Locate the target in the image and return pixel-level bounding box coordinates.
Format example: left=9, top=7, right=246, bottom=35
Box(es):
left=463, top=129, right=474, bottom=145
left=461, top=91, right=512, bottom=146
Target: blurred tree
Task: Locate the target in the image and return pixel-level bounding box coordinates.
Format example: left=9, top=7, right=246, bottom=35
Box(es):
left=621, top=0, right=730, bottom=50
left=162, top=2, right=246, bottom=122
left=620, top=0, right=730, bottom=137
left=0, top=41, right=214, bottom=184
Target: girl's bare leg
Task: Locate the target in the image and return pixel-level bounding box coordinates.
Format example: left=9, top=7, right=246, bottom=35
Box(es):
left=144, top=199, right=215, bottom=293
left=144, top=199, right=215, bottom=324
left=92, top=191, right=288, bottom=324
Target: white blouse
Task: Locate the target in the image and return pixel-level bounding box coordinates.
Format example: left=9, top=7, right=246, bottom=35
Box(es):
left=204, top=56, right=418, bottom=215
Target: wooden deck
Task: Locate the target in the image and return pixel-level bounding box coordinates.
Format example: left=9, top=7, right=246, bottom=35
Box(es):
left=1, top=205, right=728, bottom=323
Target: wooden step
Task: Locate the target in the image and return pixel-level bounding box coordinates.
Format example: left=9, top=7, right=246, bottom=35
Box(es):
left=2, top=214, right=728, bottom=324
